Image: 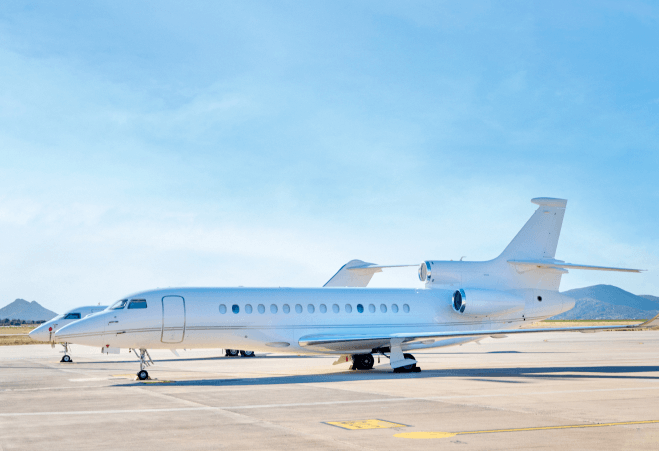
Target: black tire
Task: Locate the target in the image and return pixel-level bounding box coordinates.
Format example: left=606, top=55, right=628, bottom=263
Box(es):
left=225, top=349, right=239, bottom=357
left=393, top=354, right=417, bottom=373
left=61, top=355, right=72, bottom=363
left=240, top=350, right=255, bottom=357
left=351, top=354, right=374, bottom=371
left=361, top=354, right=374, bottom=370
left=137, top=370, right=149, bottom=381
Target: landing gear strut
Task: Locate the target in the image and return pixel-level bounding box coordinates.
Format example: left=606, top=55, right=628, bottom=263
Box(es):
left=130, top=348, right=153, bottom=380
left=351, top=354, right=375, bottom=370
left=60, top=342, right=72, bottom=363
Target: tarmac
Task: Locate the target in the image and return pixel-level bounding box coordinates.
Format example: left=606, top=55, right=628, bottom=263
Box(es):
left=1, top=331, right=658, bottom=450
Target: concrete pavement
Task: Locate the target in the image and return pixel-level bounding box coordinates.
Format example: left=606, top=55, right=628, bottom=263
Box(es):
left=1, top=331, right=658, bottom=450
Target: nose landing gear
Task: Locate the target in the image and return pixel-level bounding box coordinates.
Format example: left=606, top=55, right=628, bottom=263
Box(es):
left=60, top=343, right=73, bottom=363
left=130, top=348, right=153, bottom=380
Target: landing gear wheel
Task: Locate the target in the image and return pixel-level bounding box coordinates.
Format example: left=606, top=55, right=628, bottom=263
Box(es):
left=225, top=349, right=239, bottom=357
left=61, top=355, right=72, bottom=363
left=240, top=350, right=255, bottom=357
left=137, top=370, right=149, bottom=381
left=351, top=354, right=375, bottom=370
left=393, top=353, right=419, bottom=373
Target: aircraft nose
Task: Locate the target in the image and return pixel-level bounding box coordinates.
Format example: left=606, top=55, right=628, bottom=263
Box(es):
left=55, top=315, right=104, bottom=345
left=29, top=324, right=51, bottom=342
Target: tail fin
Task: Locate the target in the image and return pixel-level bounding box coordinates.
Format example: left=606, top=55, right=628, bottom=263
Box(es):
left=498, top=198, right=567, bottom=261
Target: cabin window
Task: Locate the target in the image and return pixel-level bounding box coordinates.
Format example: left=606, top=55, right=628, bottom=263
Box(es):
left=232, top=304, right=240, bottom=314
left=368, top=304, right=376, bottom=313
left=64, top=313, right=81, bottom=319
left=380, top=304, right=387, bottom=313
left=345, top=304, right=353, bottom=313
left=258, top=304, right=265, bottom=314
left=391, top=304, right=399, bottom=313
left=332, top=304, right=340, bottom=313
left=219, top=304, right=227, bottom=314
left=295, top=304, right=303, bottom=314
left=110, top=299, right=128, bottom=310
left=283, top=304, right=290, bottom=314
left=357, top=304, right=364, bottom=313
left=403, top=304, right=410, bottom=313
left=270, top=304, right=278, bottom=314
left=128, top=299, right=147, bottom=309
left=307, top=304, right=315, bottom=313
left=245, top=304, right=253, bottom=314
left=319, top=304, right=327, bottom=313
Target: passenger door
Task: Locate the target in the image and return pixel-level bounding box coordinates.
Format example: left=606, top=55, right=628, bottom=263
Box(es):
left=161, top=296, right=186, bottom=343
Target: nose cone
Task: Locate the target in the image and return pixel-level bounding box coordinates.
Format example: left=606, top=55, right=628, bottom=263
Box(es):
left=29, top=323, right=52, bottom=342
left=55, top=315, right=105, bottom=346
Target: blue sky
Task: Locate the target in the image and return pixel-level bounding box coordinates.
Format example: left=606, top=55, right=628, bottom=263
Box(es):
left=1, top=1, right=657, bottom=313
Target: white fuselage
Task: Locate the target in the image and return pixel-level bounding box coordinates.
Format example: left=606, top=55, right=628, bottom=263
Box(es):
left=55, top=287, right=574, bottom=354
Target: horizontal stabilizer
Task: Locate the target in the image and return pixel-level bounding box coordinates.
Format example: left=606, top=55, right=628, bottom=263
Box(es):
left=323, top=260, right=416, bottom=288
left=508, top=259, right=644, bottom=273
left=299, top=311, right=659, bottom=352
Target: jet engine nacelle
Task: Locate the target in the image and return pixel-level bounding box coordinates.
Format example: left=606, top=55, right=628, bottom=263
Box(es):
left=450, top=288, right=524, bottom=317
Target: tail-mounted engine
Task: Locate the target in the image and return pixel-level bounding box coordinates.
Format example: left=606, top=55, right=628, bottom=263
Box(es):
left=449, top=288, right=524, bottom=317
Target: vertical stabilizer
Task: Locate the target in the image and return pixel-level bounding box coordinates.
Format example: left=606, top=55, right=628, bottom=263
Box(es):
left=498, top=198, right=567, bottom=261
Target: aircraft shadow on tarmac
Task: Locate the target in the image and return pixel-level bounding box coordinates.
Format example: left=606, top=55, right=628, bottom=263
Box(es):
left=118, top=365, right=659, bottom=388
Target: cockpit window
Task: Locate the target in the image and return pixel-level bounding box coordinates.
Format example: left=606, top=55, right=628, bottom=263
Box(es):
left=110, top=299, right=128, bottom=310
left=128, top=299, right=147, bottom=309
left=64, top=313, right=81, bottom=319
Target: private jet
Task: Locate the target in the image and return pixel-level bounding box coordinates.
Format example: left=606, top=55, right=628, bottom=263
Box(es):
left=55, top=198, right=656, bottom=380
left=29, top=305, right=107, bottom=362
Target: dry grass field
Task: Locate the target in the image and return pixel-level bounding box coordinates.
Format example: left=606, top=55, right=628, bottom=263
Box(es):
left=0, top=325, right=48, bottom=346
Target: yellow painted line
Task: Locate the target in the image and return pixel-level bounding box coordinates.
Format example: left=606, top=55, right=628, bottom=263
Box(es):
left=326, top=419, right=408, bottom=430
left=395, top=420, right=659, bottom=439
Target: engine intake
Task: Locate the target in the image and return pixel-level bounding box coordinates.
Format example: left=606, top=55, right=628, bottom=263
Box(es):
left=418, top=261, right=432, bottom=282
left=452, top=289, right=466, bottom=313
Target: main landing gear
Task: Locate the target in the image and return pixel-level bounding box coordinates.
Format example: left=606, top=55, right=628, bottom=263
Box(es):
left=225, top=349, right=255, bottom=357
left=130, top=348, right=154, bottom=381
left=393, top=354, right=420, bottom=373
left=60, top=342, right=72, bottom=363
left=351, top=354, right=375, bottom=370
left=350, top=352, right=419, bottom=373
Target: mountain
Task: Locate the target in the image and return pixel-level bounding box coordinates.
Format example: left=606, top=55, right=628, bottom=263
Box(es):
left=551, top=284, right=659, bottom=320
left=640, top=294, right=659, bottom=303
left=0, top=299, right=58, bottom=321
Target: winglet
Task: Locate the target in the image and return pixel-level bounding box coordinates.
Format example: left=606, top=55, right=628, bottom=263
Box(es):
left=639, top=311, right=659, bottom=328
left=324, top=260, right=417, bottom=287
left=323, top=260, right=381, bottom=287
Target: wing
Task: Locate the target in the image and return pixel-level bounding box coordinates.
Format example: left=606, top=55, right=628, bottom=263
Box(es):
left=298, top=312, right=659, bottom=352
left=323, top=260, right=417, bottom=288
left=508, top=259, right=644, bottom=273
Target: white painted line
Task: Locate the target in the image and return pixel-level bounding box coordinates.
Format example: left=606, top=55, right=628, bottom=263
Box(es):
left=68, top=378, right=109, bottom=382
left=2, top=386, right=659, bottom=417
